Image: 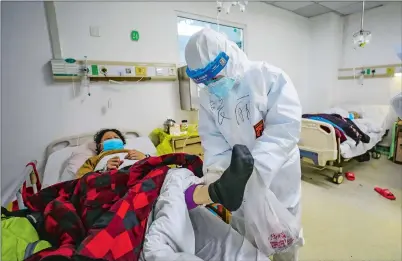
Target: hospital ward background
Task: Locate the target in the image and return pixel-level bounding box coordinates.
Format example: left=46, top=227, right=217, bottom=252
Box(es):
left=1, top=1, right=401, bottom=261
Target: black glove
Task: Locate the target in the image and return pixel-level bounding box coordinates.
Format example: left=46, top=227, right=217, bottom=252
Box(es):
left=208, top=144, right=254, bottom=211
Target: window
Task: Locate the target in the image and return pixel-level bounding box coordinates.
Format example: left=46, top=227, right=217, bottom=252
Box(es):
left=177, top=16, right=244, bottom=65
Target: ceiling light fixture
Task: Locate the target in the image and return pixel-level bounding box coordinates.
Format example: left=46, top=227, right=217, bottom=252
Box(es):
left=353, top=1, right=372, bottom=48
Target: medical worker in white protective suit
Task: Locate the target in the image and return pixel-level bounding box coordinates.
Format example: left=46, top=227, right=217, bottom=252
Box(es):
left=391, top=92, right=402, bottom=118
left=391, top=46, right=402, bottom=118
left=184, top=28, right=304, bottom=260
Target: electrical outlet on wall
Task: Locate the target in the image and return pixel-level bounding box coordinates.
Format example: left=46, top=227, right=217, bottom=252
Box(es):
left=90, top=26, right=100, bottom=37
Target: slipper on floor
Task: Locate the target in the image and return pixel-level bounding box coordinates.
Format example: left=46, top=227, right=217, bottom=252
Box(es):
left=345, top=172, right=355, bottom=181
left=374, top=187, right=396, bottom=200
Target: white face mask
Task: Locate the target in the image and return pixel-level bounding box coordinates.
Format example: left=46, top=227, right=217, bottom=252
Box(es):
left=207, top=77, right=236, bottom=99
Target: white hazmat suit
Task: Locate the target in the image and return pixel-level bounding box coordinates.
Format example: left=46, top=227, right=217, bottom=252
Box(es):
left=391, top=93, right=402, bottom=119
left=185, top=28, right=304, bottom=260
left=391, top=47, right=402, bottom=118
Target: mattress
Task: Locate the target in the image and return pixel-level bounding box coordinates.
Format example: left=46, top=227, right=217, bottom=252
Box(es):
left=326, top=105, right=393, bottom=159
left=340, top=129, right=385, bottom=159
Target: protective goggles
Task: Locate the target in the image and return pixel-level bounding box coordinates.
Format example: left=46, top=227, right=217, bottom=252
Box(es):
left=186, top=52, right=229, bottom=85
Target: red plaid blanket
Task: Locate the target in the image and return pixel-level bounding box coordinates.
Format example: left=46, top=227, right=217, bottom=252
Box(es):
left=24, top=153, right=203, bottom=261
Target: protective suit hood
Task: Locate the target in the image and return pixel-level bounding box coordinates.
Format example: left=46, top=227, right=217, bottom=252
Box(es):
left=391, top=93, right=402, bottom=118
left=391, top=45, right=402, bottom=118
left=185, top=28, right=250, bottom=79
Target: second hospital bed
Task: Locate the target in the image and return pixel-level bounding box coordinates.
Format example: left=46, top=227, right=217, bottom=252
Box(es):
left=299, top=105, right=394, bottom=184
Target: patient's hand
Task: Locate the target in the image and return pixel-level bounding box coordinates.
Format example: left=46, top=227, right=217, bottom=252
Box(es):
left=107, top=156, right=123, bottom=170
left=125, top=150, right=146, bottom=160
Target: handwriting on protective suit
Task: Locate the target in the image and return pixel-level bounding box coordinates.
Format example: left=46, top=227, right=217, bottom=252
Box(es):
left=235, top=95, right=251, bottom=125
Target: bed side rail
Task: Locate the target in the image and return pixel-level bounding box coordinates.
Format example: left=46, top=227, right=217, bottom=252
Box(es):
left=299, top=119, right=338, bottom=166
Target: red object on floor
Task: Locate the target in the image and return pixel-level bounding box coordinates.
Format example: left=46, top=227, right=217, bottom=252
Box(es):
left=345, top=172, right=355, bottom=181
left=374, top=187, right=396, bottom=200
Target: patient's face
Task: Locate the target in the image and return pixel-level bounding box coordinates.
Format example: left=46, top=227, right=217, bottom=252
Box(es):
left=100, top=131, right=121, bottom=151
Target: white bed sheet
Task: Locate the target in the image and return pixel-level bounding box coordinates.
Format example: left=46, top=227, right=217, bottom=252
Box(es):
left=337, top=106, right=391, bottom=159
left=340, top=128, right=386, bottom=159
left=42, top=137, right=157, bottom=188
left=325, top=105, right=393, bottom=159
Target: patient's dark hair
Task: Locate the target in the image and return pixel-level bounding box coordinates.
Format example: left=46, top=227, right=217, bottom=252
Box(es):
left=94, top=128, right=126, bottom=154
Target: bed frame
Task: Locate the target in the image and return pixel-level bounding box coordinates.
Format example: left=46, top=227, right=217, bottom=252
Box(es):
left=299, top=118, right=386, bottom=184
left=7, top=130, right=141, bottom=209
left=299, top=119, right=351, bottom=184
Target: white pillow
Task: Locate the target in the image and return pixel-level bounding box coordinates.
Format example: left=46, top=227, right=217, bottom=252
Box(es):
left=42, top=147, right=76, bottom=188
left=354, top=118, right=382, bottom=133
left=60, top=142, right=96, bottom=182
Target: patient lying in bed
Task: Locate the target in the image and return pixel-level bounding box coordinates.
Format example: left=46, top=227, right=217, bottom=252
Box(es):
left=23, top=147, right=270, bottom=261
left=76, top=128, right=149, bottom=178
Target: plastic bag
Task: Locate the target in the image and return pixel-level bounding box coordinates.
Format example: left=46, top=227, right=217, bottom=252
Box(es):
left=232, top=172, right=302, bottom=257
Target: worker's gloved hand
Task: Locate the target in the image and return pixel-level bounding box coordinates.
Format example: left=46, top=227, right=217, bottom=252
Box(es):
left=208, top=144, right=254, bottom=211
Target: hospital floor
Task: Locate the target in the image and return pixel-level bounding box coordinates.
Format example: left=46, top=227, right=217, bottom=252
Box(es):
left=299, top=157, right=402, bottom=261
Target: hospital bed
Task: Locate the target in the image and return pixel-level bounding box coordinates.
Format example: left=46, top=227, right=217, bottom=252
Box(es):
left=41, top=131, right=230, bottom=221
left=4, top=130, right=155, bottom=209
left=299, top=105, right=394, bottom=184
left=10, top=129, right=229, bottom=222
left=41, top=130, right=155, bottom=188
left=4, top=131, right=232, bottom=260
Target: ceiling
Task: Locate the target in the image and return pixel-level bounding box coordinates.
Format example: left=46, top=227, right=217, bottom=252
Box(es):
left=264, top=1, right=390, bottom=18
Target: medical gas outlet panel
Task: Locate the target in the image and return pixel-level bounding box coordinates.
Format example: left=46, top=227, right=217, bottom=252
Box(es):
left=51, top=59, right=177, bottom=81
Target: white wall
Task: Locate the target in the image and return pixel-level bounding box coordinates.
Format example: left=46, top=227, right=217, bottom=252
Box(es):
left=53, top=2, right=311, bottom=110
left=333, top=2, right=402, bottom=106
left=0, top=2, right=2, bottom=181
left=307, top=12, right=343, bottom=113
left=1, top=2, right=311, bottom=190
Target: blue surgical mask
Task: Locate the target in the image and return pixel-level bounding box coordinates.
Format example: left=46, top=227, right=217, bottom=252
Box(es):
left=103, top=138, right=124, bottom=151
left=207, top=77, right=236, bottom=99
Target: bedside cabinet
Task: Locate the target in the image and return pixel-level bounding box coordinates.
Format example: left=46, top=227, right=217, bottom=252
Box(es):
left=171, top=136, right=204, bottom=160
